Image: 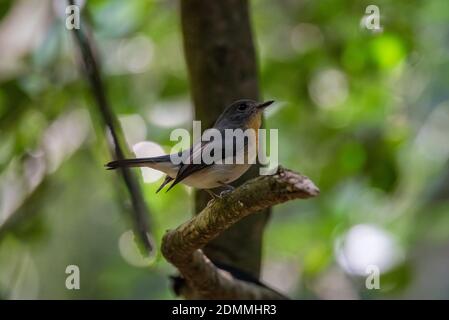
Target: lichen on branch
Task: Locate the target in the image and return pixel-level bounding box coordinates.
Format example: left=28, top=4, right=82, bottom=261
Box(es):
left=161, top=166, right=319, bottom=299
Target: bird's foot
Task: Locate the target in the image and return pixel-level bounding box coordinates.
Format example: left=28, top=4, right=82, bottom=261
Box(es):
left=219, top=189, right=233, bottom=197
left=205, top=189, right=219, bottom=205
left=205, top=183, right=235, bottom=204
left=218, top=181, right=235, bottom=197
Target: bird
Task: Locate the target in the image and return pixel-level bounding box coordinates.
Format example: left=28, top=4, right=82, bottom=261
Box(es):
left=106, top=99, right=274, bottom=198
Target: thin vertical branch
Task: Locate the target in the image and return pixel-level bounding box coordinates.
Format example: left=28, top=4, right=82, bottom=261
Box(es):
left=67, top=0, right=153, bottom=253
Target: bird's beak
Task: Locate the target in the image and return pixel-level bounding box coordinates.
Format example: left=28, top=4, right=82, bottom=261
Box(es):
left=256, top=100, right=274, bottom=110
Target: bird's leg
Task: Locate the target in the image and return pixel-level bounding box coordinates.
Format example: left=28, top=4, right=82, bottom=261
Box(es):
left=204, top=183, right=234, bottom=204
left=205, top=189, right=220, bottom=201
left=218, top=181, right=235, bottom=197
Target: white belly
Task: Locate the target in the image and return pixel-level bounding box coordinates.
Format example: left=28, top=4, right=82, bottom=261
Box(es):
left=181, top=163, right=252, bottom=189
left=145, top=143, right=256, bottom=190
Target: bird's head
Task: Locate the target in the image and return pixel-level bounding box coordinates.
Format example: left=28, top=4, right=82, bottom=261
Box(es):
left=214, top=99, right=274, bottom=130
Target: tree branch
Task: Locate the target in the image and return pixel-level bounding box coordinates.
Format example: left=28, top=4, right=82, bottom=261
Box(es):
left=161, top=166, right=319, bottom=299
left=67, top=0, right=153, bottom=253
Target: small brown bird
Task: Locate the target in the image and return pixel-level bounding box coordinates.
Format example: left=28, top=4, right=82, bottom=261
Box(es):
left=106, top=99, right=274, bottom=197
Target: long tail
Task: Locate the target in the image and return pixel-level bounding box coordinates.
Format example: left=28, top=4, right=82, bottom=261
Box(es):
left=105, top=155, right=171, bottom=170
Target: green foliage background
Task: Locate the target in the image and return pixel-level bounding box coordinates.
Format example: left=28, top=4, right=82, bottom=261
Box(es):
left=1, top=0, right=449, bottom=299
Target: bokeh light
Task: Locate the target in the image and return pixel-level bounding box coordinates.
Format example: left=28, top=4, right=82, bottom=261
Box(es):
left=308, top=69, right=349, bottom=109
left=335, top=224, right=403, bottom=276
left=147, top=99, right=192, bottom=128
left=132, top=141, right=166, bottom=183
left=119, top=114, right=148, bottom=147
left=118, top=230, right=156, bottom=268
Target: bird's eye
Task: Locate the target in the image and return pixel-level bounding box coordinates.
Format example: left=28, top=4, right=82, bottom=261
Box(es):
left=237, top=104, right=248, bottom=111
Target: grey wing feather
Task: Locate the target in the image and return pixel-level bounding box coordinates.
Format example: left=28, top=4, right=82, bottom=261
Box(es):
left=166, top=129, right=243, bottom=192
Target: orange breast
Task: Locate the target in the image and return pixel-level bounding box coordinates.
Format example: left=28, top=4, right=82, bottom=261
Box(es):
left=247, top=113, right=262, bottom=130
left=247, top=113, right=262, bottom=148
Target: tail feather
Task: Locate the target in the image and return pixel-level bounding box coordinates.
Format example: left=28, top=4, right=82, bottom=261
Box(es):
left=156, top=175, right=173, bottom=193
left=105, top=155, right=171, bottom=170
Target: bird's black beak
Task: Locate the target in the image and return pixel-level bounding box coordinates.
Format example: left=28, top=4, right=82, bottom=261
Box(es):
left=256, top=100, right=274, bottom=109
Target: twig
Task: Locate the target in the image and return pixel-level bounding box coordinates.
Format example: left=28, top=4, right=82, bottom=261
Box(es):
left=161, top=166, right=319, bottom=299
left=67, top=0, right=153, bottom=253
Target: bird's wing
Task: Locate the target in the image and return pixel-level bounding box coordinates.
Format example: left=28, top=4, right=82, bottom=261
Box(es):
left=165, top=129, right=250, bottom=192
left=165, top=140, right=212, bottom=192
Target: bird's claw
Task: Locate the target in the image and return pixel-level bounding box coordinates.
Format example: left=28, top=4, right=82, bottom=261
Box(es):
left=219, top=189, right=233, bottom=197
left=205, top=186, right=234, bottom=204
